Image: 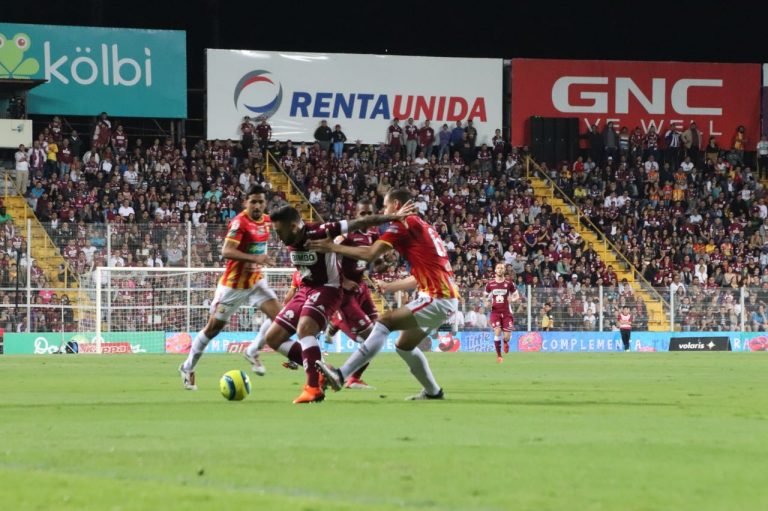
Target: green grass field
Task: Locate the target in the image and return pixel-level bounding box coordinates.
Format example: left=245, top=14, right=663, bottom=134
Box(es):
left=1, top=352, right=766, bottom=511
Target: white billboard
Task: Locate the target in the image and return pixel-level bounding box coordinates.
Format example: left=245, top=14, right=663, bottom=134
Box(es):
left=206, top=49, right=502, bottom=145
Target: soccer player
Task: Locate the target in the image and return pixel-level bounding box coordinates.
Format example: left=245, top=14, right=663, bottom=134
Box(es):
left=311, top=189, right=460, bottom=401
left=618, top=305, right=633, bottom=351
left=264, top=202, right=417, bottom=404
left=325, top=199, right=386, bottom=389
left=179, top=185, right=281, bottom=390
left=485, top=263, right=520, bottom=363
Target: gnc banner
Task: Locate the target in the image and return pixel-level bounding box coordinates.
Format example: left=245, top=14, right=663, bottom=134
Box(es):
left=510, top=58, right=761, bottom=147
left=207, top=50, right=502, bottom=145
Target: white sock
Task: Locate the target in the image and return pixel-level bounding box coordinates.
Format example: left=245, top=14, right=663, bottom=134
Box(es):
left=183, top=331, right=210, bottom=371
left=339, top=322, right=389, bottom=379
left=397, top=347, right=441, bottom=395
left=299, top=335, right=318, bottom=349
left=245, top=319, right=272, bottom=357
left=277, top=340, right=295, bottom=357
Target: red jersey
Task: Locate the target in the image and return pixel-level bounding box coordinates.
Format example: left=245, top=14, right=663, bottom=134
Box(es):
left=340, top=229, right=378, bottom=284
left=485, top=278, right=517, bottom=313
left=288, top=221, right=346, bottom=287
left=379, top=215, right=459, bottom=299
left=220, top=212, right=271, bottom=289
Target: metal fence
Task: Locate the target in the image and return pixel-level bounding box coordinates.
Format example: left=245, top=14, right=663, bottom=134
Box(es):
left=0, top=220, right=764, bottom=334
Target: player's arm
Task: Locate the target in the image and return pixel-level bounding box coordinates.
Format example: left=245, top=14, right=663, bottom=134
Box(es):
left=283, top=286, right=297, bottom=305
left=312, top=238, right=394, bottom=263
left=221, top=239, right=271, bottom=265
left=377, top=276, right=418, bottom=293
left=343, top=201, right=419, bottom=233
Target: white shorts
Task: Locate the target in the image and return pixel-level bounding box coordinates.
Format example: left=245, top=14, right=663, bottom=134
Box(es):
left=209, top=280, right=278, bottom=322
left=406, top=295, right=459, bottom=334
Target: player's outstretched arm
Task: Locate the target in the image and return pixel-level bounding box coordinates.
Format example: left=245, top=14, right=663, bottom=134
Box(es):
left=344, top=200, right=419, bottom=233
left=378, top=276, right=418, bottom=293
left=310, top=238, right=393, bottom=263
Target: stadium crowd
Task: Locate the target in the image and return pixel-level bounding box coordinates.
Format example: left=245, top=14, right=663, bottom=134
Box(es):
left=6, top=113, right=767, bottom=332
left=544, top=122, right=768, bottom=331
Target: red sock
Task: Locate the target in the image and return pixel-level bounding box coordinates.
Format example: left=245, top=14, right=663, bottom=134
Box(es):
left=351, top=362, right=369, bottom=379
left=288, top=342, right=303, bottom=365
left=301, top=345, right=322, bottom=387
left=494, top=341, right=502, bottom=357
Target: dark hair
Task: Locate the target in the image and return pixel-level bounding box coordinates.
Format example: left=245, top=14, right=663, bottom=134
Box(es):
left=357, top=198, right=374, bottom=207
left=385, top=188, right=410, bottom=206
left=247, top=184, right=267, bottom=197
left=270, top=205, right=301, bottom=223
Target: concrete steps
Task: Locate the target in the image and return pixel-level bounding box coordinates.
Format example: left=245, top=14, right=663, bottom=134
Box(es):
left=529, top=176, right=667, bottom=331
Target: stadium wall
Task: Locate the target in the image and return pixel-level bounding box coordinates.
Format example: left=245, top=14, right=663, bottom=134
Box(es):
left=3, top=330, right=766, bottom=354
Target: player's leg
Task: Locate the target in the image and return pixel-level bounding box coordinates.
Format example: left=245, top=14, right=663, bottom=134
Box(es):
left=503, top=314, right=514, bottom=354
left=340, top=293, right=375, bottom=388
left=292, top=287, right=342, bottom=404
left=179, top=285, right=247, bottom=389
left=394, top=297, right=456, bottom=399
left=243, top=280, right=281, bottom=374
left=489, top=312, right=503, bottom=362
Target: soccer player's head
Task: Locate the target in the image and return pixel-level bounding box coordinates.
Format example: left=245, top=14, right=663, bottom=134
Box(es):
left=495, top=263, right=506, bottom=277
left=270, top=205, right=303, bottom=245
left=245, top=185, right=267, bottom=219
left=383, top=189, right=411, bottom=215
left=356, top=199, right=374, bottom=217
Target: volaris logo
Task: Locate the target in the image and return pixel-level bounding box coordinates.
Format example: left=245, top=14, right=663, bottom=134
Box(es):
left=0, top=33, right=40, bottom=78
left=233, top=70, right=282, bottom=118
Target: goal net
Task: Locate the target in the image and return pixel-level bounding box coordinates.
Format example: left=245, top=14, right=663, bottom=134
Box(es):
left=82, top=267, right=295, bottom=354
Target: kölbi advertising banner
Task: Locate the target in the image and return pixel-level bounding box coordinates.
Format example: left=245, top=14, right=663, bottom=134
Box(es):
left=510, top=58, right=761, bottom=147
left=206, top=49, right=502, bottom=145
left=0, top=23, right=187, bottom=118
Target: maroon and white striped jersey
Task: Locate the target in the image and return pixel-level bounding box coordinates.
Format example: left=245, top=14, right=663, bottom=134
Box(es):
left=288, top=221, right=347, bottom=287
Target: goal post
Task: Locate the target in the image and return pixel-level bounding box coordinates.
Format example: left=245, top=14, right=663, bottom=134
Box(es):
left=91, top=267, right=296, bottom=354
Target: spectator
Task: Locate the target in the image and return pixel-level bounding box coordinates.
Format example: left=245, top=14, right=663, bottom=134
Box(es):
left=438, top=123, right=451, bottom=160
left=256, top=116, right=272, bottom=151
left=682, top=121, right=702, bottom=166
left=418, top=120, right=435, bottom=159
left=14, top=144, right=30, bottom=195
left=387, top=118, right=403, bottom=156
left=603, top=121, right=618, bottom=162
left=313, top=120, right=332, bottom=153
left=757, top=135, right=768, bottom=179
left=731, top=125, right=747, bottom=166
left=331, top=124, right=347, bottom=160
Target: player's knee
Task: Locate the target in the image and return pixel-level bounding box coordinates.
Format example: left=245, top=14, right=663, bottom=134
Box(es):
left=205, top=319, right=225, bottom=337
left=296, top=318, right=321, bottom=338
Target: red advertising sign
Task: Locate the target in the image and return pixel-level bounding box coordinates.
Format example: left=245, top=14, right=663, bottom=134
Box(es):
left=510, top=58, right=761, bottom=147
left=78, top=342, right=133, bottom=354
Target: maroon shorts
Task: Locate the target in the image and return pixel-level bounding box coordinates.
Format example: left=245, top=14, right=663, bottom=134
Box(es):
left=275, top=284, right=342, bottom=333
left=331, top=283, right=378, bottom=339
left=489, top=310, right=514, bottom=332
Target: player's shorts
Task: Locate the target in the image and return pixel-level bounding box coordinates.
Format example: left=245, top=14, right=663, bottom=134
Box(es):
left=406, top=294, right=459, bottom=334
left=209, top=279, right=278, bottom=322
left=356, top=282, right=379, bottom=322
left=275, top=284, right=343, bottom=333
left=333, top=283, right=377, bottom=339
left=489, top=310, right=514, bottom=332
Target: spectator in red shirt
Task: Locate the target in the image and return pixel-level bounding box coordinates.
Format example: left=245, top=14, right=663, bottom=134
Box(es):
left=418, top=120, right=435, bottom=159
left=256, top=117, right=272, bottom=152
left=388, top=118, right=403, bottom=157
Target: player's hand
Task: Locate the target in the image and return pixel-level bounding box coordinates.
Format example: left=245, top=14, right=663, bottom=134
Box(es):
left=394, top=200, right=419, bottom=220
left=306, top=235, right=335, bottom=253
left=342, top=279, right=360, bottom=292
left=375, top=280, right=390, bottom=293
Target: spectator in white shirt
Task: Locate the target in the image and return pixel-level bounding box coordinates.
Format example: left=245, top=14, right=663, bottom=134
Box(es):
left=308, top=186, right=322, bottom=204
left=14, top=144, right=30, bottom=194
left=123, top=165, right=139, bottom=187
left=680, top=156, right=694, bottom=173
left=644, top=155, right=659, bottom=173
left=118, top=200, right=135, bottom=218
left=757, top=135, right=768, bottom=179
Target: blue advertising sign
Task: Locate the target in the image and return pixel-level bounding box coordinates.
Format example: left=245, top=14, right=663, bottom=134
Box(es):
left=0, top=23, right=186, bottom=117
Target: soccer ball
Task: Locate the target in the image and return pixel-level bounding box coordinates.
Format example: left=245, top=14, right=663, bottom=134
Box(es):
left=219, top=369, right=251, bottom=401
